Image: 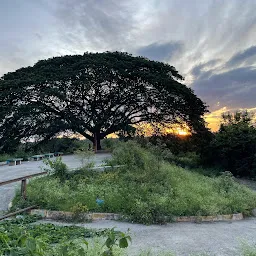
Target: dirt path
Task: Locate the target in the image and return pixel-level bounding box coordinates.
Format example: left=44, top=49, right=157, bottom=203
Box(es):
left=39, top=218, right=256, bottom=255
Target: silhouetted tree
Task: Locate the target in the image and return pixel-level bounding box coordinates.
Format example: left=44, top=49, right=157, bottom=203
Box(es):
left=203, top=111, right=256, bottom=177
left=0, top=52, right=207, bottom=151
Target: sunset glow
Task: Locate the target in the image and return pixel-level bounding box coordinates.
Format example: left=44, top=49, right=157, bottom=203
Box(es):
left=175, top=128, right=189, bottom=136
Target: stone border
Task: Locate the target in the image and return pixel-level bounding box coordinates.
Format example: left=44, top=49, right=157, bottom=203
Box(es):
left=30, top=209, right=120, bottom=221
left=175, top=213, right=243, bottom=222
left=30, top=209, right=244, bottom=223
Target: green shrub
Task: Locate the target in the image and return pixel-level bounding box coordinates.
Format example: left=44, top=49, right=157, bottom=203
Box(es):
left=38, top=137, right=89, bottom=154
left=43, top=157, right=68, bottom=182
left=109, top=140, right=161, bottom=172
left=146, top=133, right=196, bottom=155
left=101, top=138, right=120, bottom=151
left=74, top=148, right=95, bottom=168
left=0, top=217, right=129, bottom=256
left=13, top=149, right=31, bottom=161
left=12, top=142, right=256, bottom=224
left=163, top=151, right=200, bottom=169
left=0, top=153, right=11, bottom=162
left=0, top=150, right=31, bottom=162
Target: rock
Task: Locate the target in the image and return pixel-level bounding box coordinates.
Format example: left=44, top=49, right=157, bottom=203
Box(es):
left=16, top=215, right=24, bottom=219
left=8, top=201, right=12, bottom=210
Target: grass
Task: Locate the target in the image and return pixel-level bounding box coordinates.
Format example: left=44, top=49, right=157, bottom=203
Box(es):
left=12, top=141, right=256, bottom=224
left=241, top=242, right=256, bottom=256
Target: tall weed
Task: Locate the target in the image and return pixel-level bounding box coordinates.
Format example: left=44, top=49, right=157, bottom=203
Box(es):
left=13, top=141, right=256, bottom=224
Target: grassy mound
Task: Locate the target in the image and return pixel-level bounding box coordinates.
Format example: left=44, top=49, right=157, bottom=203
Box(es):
left=12, top=141, right=256, bottom=224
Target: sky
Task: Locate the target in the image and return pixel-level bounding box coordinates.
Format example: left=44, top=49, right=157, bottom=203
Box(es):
left=1, top=0, right=256, bottom=131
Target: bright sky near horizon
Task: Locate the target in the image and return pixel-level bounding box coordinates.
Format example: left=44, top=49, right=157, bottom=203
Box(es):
left=1, top=0, right=256, bottom=131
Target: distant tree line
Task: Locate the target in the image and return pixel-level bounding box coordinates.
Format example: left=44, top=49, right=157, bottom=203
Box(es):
left=142, top=110, right=256, bottom=178
left=202, top=111, right=256, bottom=177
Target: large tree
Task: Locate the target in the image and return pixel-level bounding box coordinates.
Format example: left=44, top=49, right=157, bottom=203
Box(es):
left=0, top=52, right=207, bottom=151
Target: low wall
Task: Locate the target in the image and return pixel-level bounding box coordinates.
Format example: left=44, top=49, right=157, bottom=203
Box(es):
left=175, top=213, right=243, bottom=222
left=30, top=209, right=244, bottom=223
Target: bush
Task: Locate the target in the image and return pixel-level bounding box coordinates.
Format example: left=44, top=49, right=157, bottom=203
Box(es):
left=0, top=153, right=11, bottom=162
left=13, top=149, right=31, bottom=161
left=102, top=138, right=120, bottom=151
left=12, top=141, right=256, bottom=224
left=147, top=134, right=196, bottom=155
left=0, top=149, right=31, bottom=162
left=109, top=140, right=161, bottom=171
left=43, top=157, right=68, bottom=182
left=74, top=148, right=95, bottom=168
left=38, top=137, right=89, bottom=154
left=203, top=121, right=256, bottom=177
left=0, top=216, right=129, bottom=256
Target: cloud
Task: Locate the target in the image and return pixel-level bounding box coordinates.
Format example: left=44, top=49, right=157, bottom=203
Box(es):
left=192, top=66, right=256, bottom=111
left=191, top=59, right=221, bottom=78
left=226, top=45, right=256, bottom=68
left=205, top=106, right=256, bottom=131
left=136, top=41, right=184, bottom=62
left=204, top=107, right=228, bottom=131
left=190, top=44, right=256, bottom=117
left=51, top=0, right=141, bottom=51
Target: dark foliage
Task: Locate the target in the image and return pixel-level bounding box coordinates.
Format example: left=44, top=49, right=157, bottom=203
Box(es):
left=202, top=111, right=256, bottom=177
left=34, top=137, right=87, bottom=154
left=0, top=52, right=207, bottom=151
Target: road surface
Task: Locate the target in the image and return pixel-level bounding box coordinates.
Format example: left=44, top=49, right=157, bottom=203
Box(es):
left=39, top=218, right=256, bottom=256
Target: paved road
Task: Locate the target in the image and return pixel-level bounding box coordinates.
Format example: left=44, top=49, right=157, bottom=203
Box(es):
left=0, top=154, right=111, bottom=212
left=237, top=178, right=256, bottom=191
left=40, top=218, right=256, bottom=255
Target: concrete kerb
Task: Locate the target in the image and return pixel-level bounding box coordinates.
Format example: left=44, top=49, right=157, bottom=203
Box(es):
left=175, top=213, right=243, bottom=222
left=30, top=209, right=244, bottom=223
left=30, top=209, right=120, bottom=221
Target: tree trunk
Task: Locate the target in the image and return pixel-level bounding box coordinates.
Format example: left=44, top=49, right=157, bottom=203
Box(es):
left=96, top=137, right=102, bottom=151
left=93, top=132, right=102, bottom=152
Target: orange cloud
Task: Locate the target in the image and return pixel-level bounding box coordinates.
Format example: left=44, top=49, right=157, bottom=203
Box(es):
left=205, top=106, right=256, bottom=132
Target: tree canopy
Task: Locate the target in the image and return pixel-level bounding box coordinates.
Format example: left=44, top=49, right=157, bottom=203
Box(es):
left=0, top=51, right=207, bottom=151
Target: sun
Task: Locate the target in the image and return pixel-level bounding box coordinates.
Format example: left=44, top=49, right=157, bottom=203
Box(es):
left=164, top=126, right=190, bottom=136
left=177, top=129, right=189, bottom=136
left=172, top=127, right=189, bottom=136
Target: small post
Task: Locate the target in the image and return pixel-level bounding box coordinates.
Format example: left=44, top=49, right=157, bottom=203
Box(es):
left=21, top=179, right=27, bottom=200
left=94, top=132, right=97, bottom=153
